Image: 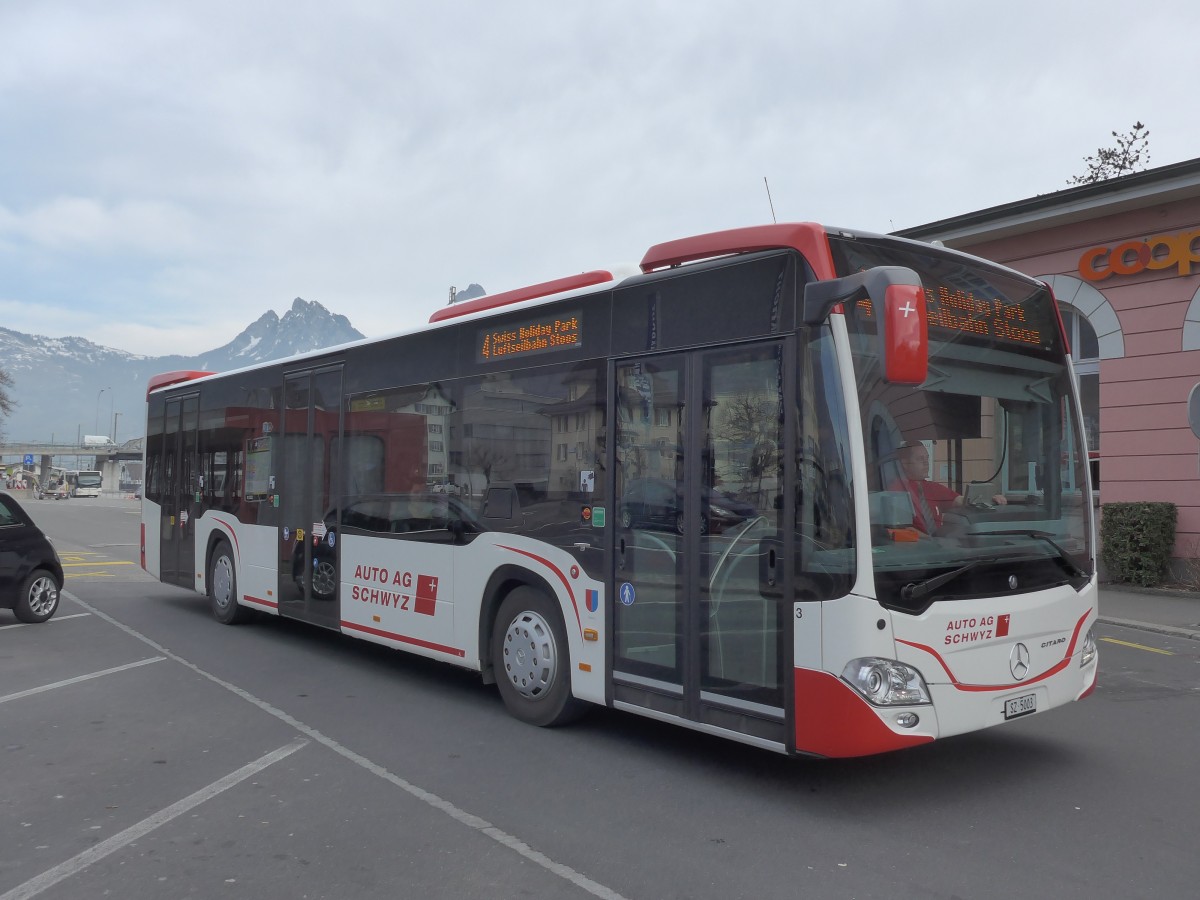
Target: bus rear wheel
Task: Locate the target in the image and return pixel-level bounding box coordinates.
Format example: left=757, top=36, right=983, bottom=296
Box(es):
left=492, top=587, right=584, bottom=727
left=209, top=541, right=253, bottom=625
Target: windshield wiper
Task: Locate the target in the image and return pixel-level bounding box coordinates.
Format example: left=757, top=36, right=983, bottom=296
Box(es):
left=973, top=529, right=1088, bottom=578
left=901, top=558, right=996, bottom=602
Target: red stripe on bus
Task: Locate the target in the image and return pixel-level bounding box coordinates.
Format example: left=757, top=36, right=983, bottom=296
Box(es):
left=341, top=620, right=465, bottom=657
left=429, top=271, right=614, bottom=322
left=146, top=369, right=216, bottom=398
left=244, top=596, right=277, bottom=609
left=897, top=610, right=1093, bottom=692
left=211, top=516, right=241, bottom=557
left=496, top=544, right=582, bottom=634
left=793, top=668, right=933, bottom=758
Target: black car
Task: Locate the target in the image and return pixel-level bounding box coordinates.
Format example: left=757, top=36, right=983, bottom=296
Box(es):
left=0, top=491, right=64, bottom=623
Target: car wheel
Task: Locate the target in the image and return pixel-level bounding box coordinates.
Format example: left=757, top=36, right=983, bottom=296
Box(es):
left=312, top=558, right=337, bottom=600
left=209, top=540, right=253, bottom=624
left=13, top=569, right=60, bottom=623
left=492, top=587, right=585, bottom=727
left=676, top=511, right=708, bottom=535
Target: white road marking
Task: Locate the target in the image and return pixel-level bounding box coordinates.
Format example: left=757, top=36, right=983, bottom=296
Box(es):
left=0, top=613, right=91, bottom=630
left=65, top=592, right=630, bottom=900
left=0, top=657, right=165, bottom=705
left=0, top=738, right=308, bottom=900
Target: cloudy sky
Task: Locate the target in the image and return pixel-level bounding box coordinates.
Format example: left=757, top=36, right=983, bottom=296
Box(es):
left=1, top=1, right=1194, bottom=357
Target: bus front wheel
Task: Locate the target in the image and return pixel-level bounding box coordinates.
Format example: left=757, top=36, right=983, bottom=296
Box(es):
left=209, top=541, right=253, bottom=625
left=492, top=587, right=584, bottom=727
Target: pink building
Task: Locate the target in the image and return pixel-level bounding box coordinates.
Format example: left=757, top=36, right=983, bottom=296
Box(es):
left=898, top=158, right=1200, bottom=567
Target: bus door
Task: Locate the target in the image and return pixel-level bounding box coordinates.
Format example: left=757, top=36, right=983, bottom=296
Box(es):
left=159, top=394, right=199, bottom=589
left=613, top=343, right=788, bottom=747
left=277, top=366, right=343, bottom=628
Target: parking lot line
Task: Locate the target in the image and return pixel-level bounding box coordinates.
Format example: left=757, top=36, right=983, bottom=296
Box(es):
left=0, top=738, right=309, bottom=900
left=0, top=657, right=165, bottom=705
left=66, top=591, right=631, bottom=900
left=0, top=613, right=90, bottom=630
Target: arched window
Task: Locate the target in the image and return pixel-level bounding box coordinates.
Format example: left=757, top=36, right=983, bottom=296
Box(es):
left=1059, top=306, right=1099, bottom=452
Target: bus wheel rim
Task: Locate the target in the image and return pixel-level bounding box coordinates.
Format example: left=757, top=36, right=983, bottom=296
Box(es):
left=213, top=557, right=233, bottom=609
left=501, top=610, right=557, bottom=700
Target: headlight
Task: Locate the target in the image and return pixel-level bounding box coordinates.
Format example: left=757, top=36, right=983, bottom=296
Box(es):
left=1080, top=626, right=1097, bottom=667
left=841, top=658, right=931, bottom=706
left=709, top=504, right=734, bottom=518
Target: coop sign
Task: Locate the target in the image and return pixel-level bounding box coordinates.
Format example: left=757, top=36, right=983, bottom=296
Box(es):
left=1078, top=228, right=1200, bottom=282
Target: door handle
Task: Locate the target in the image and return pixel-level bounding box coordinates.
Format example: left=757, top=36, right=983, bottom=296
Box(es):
left=758, top=538, right=781, bottom=589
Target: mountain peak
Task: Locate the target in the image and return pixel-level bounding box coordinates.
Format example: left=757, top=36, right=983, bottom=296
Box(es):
left=209, top=296, right=364, bottom=363
left=0, top=297, right=367, bottom=441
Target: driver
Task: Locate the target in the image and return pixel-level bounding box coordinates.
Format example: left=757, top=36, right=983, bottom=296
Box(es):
left=890, top=442, right=1006, bottom=533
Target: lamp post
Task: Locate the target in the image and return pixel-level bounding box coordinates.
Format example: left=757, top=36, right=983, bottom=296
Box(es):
left=95, top=387, right=110, bottom=435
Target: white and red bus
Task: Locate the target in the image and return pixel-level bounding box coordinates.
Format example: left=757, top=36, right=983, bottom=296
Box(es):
left=141, top=223, right=1098, bottom=758
left=67, top=470, right=103, bottom=498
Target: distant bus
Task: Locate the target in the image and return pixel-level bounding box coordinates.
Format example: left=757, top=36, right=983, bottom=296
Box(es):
left=141, top=222, right=1098, bottom=758
left=68, top=470, right=103, bottom=498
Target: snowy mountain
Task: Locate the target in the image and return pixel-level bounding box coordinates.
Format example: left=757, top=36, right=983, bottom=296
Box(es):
left=0, top=297, right=365, bottom=444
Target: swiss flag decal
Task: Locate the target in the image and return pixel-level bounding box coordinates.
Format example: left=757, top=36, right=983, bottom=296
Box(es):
left=996, top=614, right=1011, bottom=637
left=415, top=575, right=439, bottom=616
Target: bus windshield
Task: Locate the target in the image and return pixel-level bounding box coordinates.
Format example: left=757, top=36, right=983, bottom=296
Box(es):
left=75, top=472, right=102, bottom=488
left=830, top=234, right=1094, bottom=611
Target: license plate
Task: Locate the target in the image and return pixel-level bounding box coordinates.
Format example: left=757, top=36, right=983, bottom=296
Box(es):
left=1004, top=693, right=1037, bottom=720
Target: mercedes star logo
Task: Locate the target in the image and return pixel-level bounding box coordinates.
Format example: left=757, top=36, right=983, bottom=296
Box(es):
left=1009, top=642, right=1031, bottom=680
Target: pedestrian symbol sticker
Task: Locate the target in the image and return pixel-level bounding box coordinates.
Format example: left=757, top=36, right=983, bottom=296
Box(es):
left=620, top=582, right=636, bottom=606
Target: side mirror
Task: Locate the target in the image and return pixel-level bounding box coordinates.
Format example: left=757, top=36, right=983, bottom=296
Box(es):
left=802, top=266, right=928, bottom=385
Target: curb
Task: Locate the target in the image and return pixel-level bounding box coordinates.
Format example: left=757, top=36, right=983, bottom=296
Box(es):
left=1101, top=582, right=1200, bottom=600
left=1098, top=615, right=1200, bottom=641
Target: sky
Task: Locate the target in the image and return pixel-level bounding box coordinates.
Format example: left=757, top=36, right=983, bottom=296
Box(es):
left=1, top=0, right=1195, bottom=358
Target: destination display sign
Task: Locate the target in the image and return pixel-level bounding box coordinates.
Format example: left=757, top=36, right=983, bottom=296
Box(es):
left=924, top=286, right=1045, bottom=348
left=478, top=310, right=582, bottom=362
left=857, top=285, right=1050, bottom=351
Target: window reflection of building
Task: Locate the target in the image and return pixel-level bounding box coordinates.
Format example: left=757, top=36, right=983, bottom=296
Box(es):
left=616, top=368, right=682, bottom=485
left=452, top=372, right=556, bottom=497
left=542, top=371, right=604, bottom=494
left=391, top=386, right=453, bottom=488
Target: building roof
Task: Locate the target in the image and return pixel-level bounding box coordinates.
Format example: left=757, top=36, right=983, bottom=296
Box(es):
left=895, top=157, right=1200, bottom=245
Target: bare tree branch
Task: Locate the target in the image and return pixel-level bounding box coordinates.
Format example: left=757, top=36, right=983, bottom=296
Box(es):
left=1068, top=122, right=1151, bottom=185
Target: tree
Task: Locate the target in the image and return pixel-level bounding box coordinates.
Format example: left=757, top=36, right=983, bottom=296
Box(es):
left=0, top=368, right=15, bottom=440
left=717, top=393, right=780, bottom=503
left=1068, top=122, right=1151, bottom=185
left=467, top=441, right=509, bottom=489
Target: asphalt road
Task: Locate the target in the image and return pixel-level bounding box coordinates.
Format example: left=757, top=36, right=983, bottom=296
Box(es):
left=2, top=496, right=1199, bottom=899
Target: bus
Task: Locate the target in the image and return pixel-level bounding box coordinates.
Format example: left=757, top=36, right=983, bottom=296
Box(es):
left=67, top=470, right=103, bottom=498
left=140, top=223, right=1098, bottom=758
